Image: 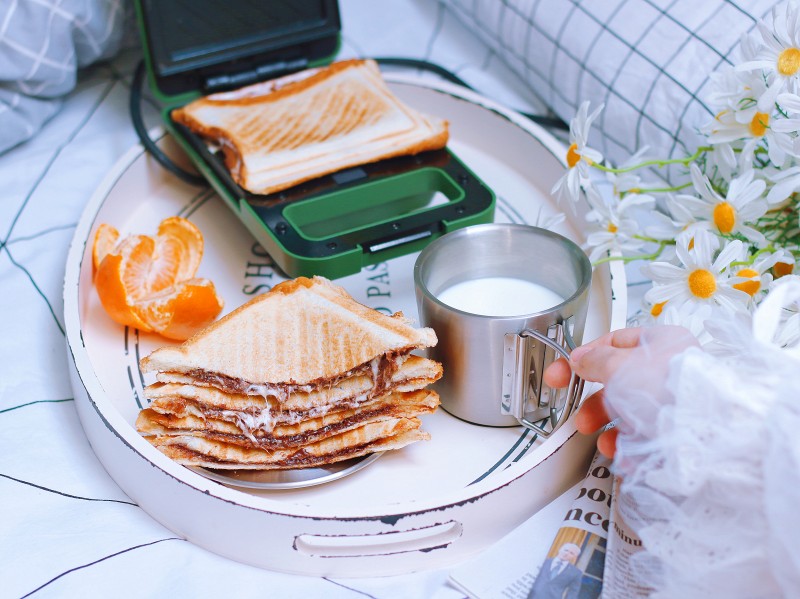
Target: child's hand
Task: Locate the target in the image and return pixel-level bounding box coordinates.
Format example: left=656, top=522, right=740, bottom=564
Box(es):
left=544, top=326, right=698, bottom=458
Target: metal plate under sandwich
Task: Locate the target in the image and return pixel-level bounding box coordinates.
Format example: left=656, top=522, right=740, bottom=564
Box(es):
left=189, top=453, right=382, bottom=490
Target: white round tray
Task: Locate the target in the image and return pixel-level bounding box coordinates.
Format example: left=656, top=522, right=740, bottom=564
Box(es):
left=64, top=75, right=627, bottom=578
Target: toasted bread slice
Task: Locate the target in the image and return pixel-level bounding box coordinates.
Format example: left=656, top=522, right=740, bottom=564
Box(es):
left=137, top=389, right=439, bottom=450
left=150, top=353, right=441, bottom=406
left=171, top=59, right=448, bottom=195
left=147, top=419, right=427, bottom=470
left=140, top=276, right=437, bottom=387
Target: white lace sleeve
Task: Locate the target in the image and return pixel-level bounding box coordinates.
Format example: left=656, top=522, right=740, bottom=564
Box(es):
left=604, top=280, right=800, bottom=598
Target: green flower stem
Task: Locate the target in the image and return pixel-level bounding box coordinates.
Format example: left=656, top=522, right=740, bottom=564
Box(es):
left=729, top=246, right=776, bottom=268
left=592, top=242, right=669, bottom=266
left=591, top=146, right=712, bottom=174
left=632, top=234, right=673, bottom=244
left=758, top=203, right=800, bottom=248
left=632, top=181, right=694, bottom=194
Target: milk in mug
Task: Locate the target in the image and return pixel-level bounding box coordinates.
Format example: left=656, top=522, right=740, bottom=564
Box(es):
left=436, top=277, right=564, bottom=317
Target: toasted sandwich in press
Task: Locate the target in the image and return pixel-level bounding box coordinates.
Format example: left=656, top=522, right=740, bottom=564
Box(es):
left=136, top=276, right=442, bottom=470
left=171, top=59, right=449, bottom=195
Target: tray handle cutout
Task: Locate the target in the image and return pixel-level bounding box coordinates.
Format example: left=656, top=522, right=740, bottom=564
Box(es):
left=294, top=521, right=462, bottom=557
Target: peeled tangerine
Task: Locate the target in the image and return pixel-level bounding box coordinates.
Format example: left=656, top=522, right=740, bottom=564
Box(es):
left=93, top=217, right=223, bottom=340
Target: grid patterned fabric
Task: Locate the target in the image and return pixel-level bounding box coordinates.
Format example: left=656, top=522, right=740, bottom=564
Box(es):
left=442, top=0, right=778, bottom=168
left=0, top=0, right=126, bottom=153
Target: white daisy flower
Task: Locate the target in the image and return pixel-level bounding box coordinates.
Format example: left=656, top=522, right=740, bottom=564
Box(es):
left=702, top=70, right=795, bottom=167
left=772, top=92, right=800, bottom=159
left=605, top=146, right=655, bottom=198
left=638, top=202, right=700, bottom=267
left=701, top=280, right=800, bottom=353
left=642, top=208, right=684, bottom=245
left=737, top=1, right=800, bottom=96
left=768, top=276, right=800, bottom=347
left=708, top=110, right=795, bottom=168
left=583, top=185, right=654, bottom=262
left=746, top=275, right=800, bottom=348
left=702, top=141, right=739, bottom=182
left=638, top=193, right=706, bottom=263
left=678, top=164, right=768, bottom=244
left=660, top=192, right=701, bottom=232
left=728, top=251, right=783, bottom=303
left=660, top=300, right=715, bottom=346
left=642, top=229, right=751, bottom=314
left=772, top=250, right=797, bottom=278
left=551, top=101, right=604, bottom=205
left=702, top=308, right=756, bottom=356
left=706, top=64, right=750, bottom=108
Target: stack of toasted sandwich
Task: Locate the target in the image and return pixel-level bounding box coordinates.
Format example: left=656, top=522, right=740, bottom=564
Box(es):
left=136, top=276, right=442, bottom=470
left=172, top=58, right=449, bottom=195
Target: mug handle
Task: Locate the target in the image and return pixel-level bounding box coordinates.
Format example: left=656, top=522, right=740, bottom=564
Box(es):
left=501, top=323, right=584, bottom=438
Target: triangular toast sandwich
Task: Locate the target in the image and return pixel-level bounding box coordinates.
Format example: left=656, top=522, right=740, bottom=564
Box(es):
left=137, top=276, right=442, bottom=470
left=140, top=276, right=439, bottom=401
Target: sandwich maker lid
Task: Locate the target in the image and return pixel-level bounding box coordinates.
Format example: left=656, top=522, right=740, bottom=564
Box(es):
left=134, top=0, right=341, bottom=106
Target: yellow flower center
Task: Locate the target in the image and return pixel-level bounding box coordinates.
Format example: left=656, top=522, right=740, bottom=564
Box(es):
left=607, top=222, right=618, bottom=233
left=733, top=268, right=760, bottom=296
left=749, top=112, right=769, bottom=137
left=774, top=262, right=794, bottom=278
left=778, top=47, right=800, bottom=76
left=566, top=143, right=581, bottom=168
left=688, top=269, right=717, bottom=299
left=688, top=236, right=695, bottom=250
left=713, top=202, right=736, bottom=234
left=650, top=301, right=667, bottom=317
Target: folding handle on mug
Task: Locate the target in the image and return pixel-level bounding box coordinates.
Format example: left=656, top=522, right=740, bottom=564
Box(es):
left=501, top=322, right=584, bottom=438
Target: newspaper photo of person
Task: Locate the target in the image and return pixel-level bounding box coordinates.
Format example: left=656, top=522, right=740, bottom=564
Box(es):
left=528, top=542, right=583, bottom=599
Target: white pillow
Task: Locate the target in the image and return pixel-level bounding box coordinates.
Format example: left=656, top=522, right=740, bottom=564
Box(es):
left=442, top=0, right=778, bottom=166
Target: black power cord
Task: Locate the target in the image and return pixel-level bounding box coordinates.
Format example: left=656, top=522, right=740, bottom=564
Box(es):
left=130, top=60, right=207, bottom=187
left=129, top=57, right=568, bottom=185
left=374, top=57, right=569, bottom=132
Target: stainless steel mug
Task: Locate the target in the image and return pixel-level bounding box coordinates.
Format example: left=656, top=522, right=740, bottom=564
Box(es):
left=414, top=223, right=592, bottom=436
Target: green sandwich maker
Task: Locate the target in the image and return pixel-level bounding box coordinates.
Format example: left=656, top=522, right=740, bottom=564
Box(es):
left=134, top=0, right=496, bottom=279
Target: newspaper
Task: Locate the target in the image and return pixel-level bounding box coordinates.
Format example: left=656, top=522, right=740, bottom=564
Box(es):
left=600, top=478, right=651, bottom=598
left=449, top=450, right=615, bottom=599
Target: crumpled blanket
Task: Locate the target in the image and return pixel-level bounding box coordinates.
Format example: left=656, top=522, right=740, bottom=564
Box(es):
left=0, top=0, right=127, bottom=154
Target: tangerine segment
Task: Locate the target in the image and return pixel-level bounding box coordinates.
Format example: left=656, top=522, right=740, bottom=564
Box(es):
left=109, top=230, right=187, bottom=298
left=147, top=234, right=187, bottom=294
left=92, top=223, right=120, bottom=275
left=94, top=246, right=154, bottom=332
left=157, top=216, right=204, bottom=282
left=133, top=278, right=223, bottom=340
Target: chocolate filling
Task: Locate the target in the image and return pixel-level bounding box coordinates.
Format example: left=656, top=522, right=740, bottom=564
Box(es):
left=184, top=350, right=405, bottom=402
